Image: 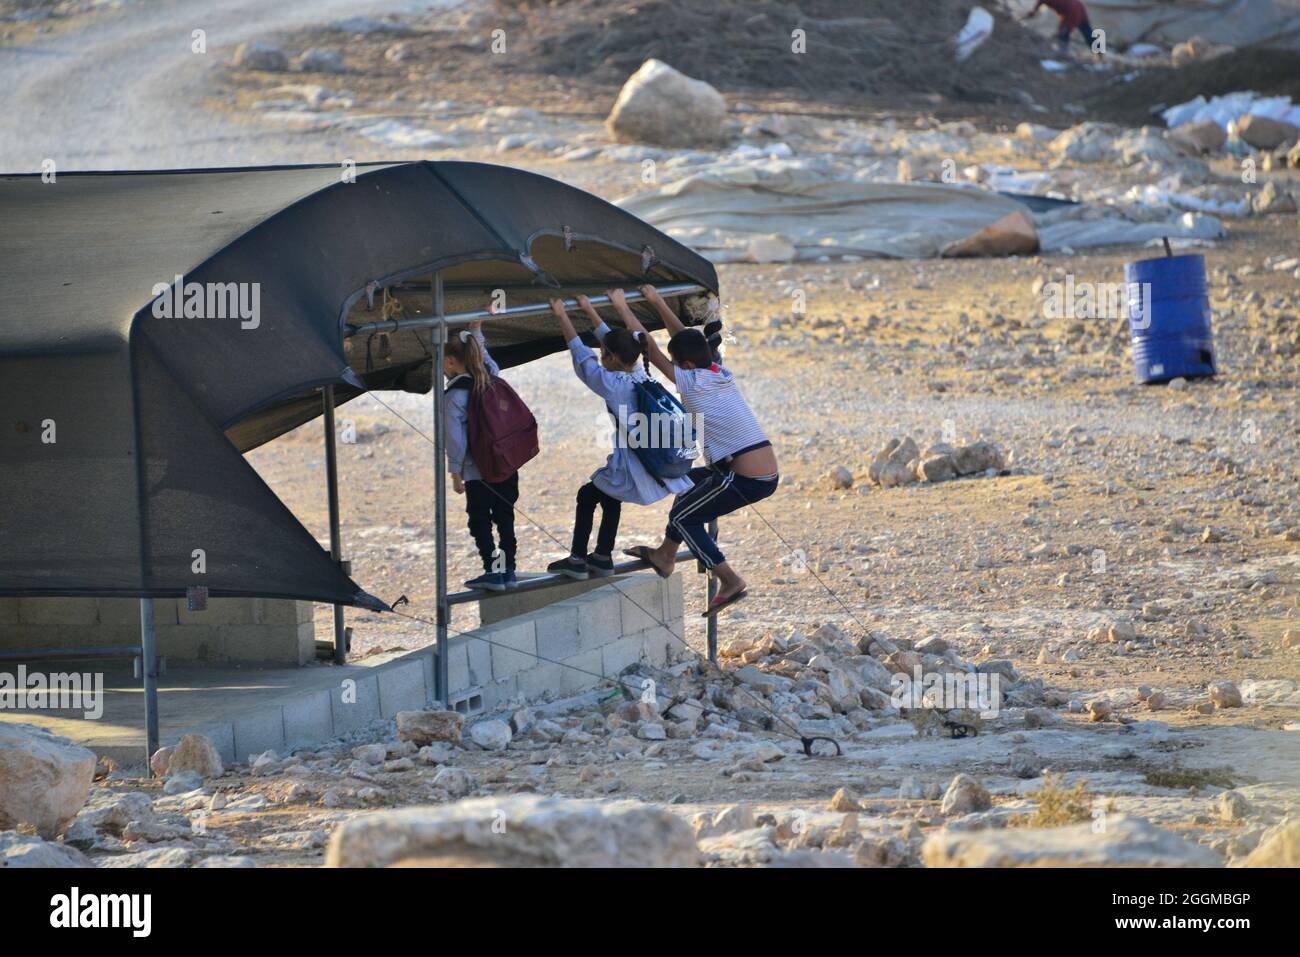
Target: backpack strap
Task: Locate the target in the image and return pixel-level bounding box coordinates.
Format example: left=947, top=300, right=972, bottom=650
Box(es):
left=444, top=373, right=472, bottom=394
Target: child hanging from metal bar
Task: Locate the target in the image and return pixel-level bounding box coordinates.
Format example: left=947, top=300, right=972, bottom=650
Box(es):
left=444, top=319, right=519, bottom=591
left=618, top=286, right=779, bottom=616
left=545, top=295, right=693, bottom=580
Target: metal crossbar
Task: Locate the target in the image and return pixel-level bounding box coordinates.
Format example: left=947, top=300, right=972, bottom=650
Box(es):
left=446, top=548, right=693, bottom=606
left=345, top=282, right=707, bottom=336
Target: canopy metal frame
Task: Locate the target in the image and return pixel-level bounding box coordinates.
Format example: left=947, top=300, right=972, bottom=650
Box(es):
left=425, top=276, right=720, bottom=704
left=100, top=280, right=718, bottom=769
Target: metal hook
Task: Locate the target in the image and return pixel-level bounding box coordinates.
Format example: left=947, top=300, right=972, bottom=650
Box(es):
left=801, top=736, right=842, bottom=757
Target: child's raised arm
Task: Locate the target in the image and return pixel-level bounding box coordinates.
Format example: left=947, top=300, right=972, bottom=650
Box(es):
left=467, top=318, right=499, bottom=375
left=548, top=297, right=580, bottom=343
left=638, top=284, right=687, bottom=336
left=553, top=296, right=633, bottom=402
left=575, top=295, right=610, bottom=340
left=609, top=288, right=675, bottom=383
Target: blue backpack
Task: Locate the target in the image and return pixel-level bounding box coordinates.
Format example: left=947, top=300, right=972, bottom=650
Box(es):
left=620, top=378, right=698, bottom=484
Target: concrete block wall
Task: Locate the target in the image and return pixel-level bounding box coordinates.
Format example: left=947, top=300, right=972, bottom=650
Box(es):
left=180, top=571, right=686, bottom=764
left=444, top=570, right=686, bottom=714
left=0, top=597, right=315, bottom=666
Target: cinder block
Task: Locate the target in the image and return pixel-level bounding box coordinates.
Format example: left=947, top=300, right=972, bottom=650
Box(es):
left=485, top=618, right=538, bottom=680
left=232, top=707, right=287, bottom=761
left=573, top=590, right=622, bottom=645
left=602, top=635, right=645, bottom=677
left=515, top=662, right=564, bottom=701
left=666, top=572, right=684, bottom=620
left=616, top=576, right=666, bottom=634
left=0, top=599, right=18, bottom=625
left=0, top=624, right=55, bottom=650
left=295, top=621, right=315, bottom=666
left=96, top=598, right=142, bottom=626
left=444, top=640, right=471, bottom=696
left=377, top=660, right=427, bottom=716
left=420, top=655, right=435, bottom=705
left=153, top=600, right=180, bottom=626
left=257, top=599, right=312, bottom=626
left=479, top=676, right=519, bottom=711
left=330, top=672, right=380, bottom=736
left=282, top=690, right=334, bottom=751
left=19, top=597, right=97, bottom=626
left=558, top=648, right=604, bottom=694
left=154, top=624, right=218, bottom=662
left=212, top=624, right=302, bottom=665
left=178, top=597, right=258, bottom=626
left=533, top=603, right=580, bottom=660
left=464, top=632, right=492, bottom=688
left=638, top=625, right=677, bottom=667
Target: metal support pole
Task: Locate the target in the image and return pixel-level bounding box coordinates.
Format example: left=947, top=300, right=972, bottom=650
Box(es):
left=432, top=272, right=451, bottom=707
left=323, top=386, right=347, bottom=665
left=706, top=520, right=719, bottom=664
left=139, top=598, right=159, bottom=774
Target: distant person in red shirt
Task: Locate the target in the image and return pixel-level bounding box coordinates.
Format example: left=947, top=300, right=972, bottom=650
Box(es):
left=1024, top=0, right=1098, bottom=55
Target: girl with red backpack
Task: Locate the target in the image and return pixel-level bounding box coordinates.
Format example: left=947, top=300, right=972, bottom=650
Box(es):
left=445, top=320, right=531, bottom=591
left=544, top=295, right=693, bottom=580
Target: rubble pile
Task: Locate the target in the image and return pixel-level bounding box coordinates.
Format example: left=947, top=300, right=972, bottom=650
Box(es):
left=860, top=436, right=1008, bottom=488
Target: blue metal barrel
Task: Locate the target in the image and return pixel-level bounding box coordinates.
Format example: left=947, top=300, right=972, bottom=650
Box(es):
left=1125, top=253, right=1216, bottom=384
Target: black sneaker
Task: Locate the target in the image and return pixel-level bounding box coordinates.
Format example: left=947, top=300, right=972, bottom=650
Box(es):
left=502, top=570, right=518, bottom=589
left=546, top=556, right=588, bottom=580
left=585, top=553, right=615, bottom=577
left=464, top=572, right=507, bottom=592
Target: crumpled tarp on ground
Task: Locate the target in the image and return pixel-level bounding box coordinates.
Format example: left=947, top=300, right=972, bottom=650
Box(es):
left=616, top=159, right=1223, bottom=262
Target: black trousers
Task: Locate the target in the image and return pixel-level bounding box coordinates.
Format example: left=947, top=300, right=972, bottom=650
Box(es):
left=464, top=474, right=518, bottom=572
left=571, top=481, right=622, bottom=558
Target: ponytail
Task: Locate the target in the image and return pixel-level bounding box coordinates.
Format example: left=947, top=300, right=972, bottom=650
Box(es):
left=447, top=329, right=492, bottom=394
left=634, top=330, right=650, bottom=374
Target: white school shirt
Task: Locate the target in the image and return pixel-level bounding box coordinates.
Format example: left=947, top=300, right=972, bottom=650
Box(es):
left=673, top=363, right=769, bottom=465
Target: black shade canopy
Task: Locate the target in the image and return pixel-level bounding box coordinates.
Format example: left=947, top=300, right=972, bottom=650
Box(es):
left=0, top=161, right=718, bottom=608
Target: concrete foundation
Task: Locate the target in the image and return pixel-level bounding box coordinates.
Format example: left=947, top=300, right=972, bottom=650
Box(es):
left=0, top=597, right=315, bottom=667
left=0, top=571, right=686, bottom=765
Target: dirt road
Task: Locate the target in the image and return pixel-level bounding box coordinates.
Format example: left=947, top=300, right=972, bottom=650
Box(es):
left=0, top=0, right=435, bottom=172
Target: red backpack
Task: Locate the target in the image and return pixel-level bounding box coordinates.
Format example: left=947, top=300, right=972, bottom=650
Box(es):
left=456, top=375, right=539, bottom=482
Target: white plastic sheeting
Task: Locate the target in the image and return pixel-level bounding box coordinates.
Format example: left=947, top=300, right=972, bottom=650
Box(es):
left=1162, top=92, right=1300, bottom=131
left=954, top=7, right=995, bottom=62
left=616, top=158, right=1223, bottom=261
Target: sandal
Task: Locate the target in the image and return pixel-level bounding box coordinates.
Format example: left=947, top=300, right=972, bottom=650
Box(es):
left=702, top=588, right=748, bottom=617
left=623, top=546, right=671, bottom=579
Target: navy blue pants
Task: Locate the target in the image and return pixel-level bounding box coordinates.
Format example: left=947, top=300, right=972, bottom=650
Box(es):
left=1058, top=18, right=1097, bottom=51
left=665, top=467, right=778, bottom=569
left=572, top=481, right=622, bottom=558
left=465, top=474, right=518, bottom=572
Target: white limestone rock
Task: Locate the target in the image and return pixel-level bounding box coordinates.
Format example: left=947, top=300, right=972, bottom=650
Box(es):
left=0, top=722, right=96, bottom=838
left=326, top=795, right=699, bottom=867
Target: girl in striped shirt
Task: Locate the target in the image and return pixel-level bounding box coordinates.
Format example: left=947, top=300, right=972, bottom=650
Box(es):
left=614, top=286, right=779, bottom=616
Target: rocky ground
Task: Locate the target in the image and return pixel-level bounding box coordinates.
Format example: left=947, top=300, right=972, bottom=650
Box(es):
left=2, top=0, right=1298, bottom=868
